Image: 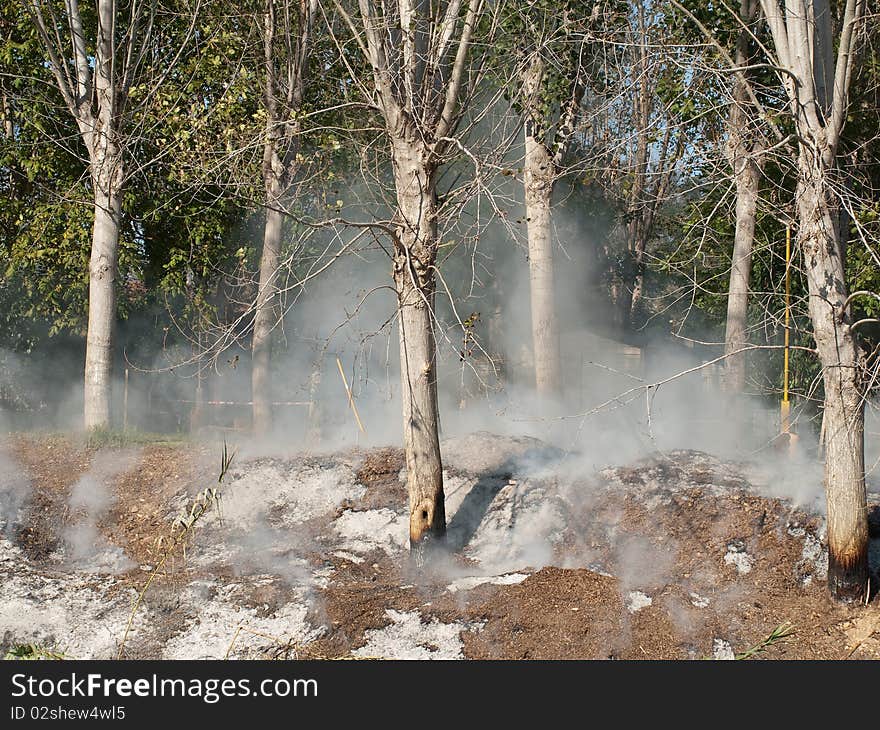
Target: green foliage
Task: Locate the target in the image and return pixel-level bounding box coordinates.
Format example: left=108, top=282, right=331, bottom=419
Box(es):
left=494, top=1, right=625, bottom=147
left=735, top=622, right=796, bottom=660
left=4, top=643, right=66, bottom=661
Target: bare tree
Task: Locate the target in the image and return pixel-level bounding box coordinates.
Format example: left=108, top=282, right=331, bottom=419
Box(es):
left=517, top=6, right=590, bottom=395
left=25, top=0, right=195, bottom=429
left=758, top=0, right=869, bottom=602
left=722, top=0, right=765, bottom=392
left=252, top=0, right=319, bottom=434
left=331, top=0, right=497, bottom=548
left=594, top=4, right=687, bottom=335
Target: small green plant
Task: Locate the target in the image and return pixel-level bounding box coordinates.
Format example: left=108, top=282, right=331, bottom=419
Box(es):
left=117, top=441, right=235, bottom=658
left=4, top=643, right=66, bottom=660
left=735, top=622, right=796, bottom=660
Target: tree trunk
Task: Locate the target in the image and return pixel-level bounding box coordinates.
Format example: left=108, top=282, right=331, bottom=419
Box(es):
left=722, top=0, right=761, bottom=393
left=621, top=4, right=650, bottom=335
left=252, top=181, right=283, bottom=435
left=83, top=173, right=121, bottom=430
left=614, top=270, right=636, bottom=333
left=523, top=130, right=561, bottom=394
left=798, top=159, right=868, bottom=603
left=723, top=156, right=759, bottom=391
left=392, top=145, right=445, bottom=548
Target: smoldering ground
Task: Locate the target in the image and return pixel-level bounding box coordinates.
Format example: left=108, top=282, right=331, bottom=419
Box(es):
left=63, top=449, right=141, bottom=573
left=1, top=157, right=878, bottom=660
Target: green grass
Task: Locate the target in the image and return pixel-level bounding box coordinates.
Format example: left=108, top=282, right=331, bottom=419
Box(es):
left=4, top=643, right=66, bottom=661
left=4, top=425, right=189, bottom=448
left=735, top=622, right=797, bottom=660
left=84, top=426, right=189, bottom=448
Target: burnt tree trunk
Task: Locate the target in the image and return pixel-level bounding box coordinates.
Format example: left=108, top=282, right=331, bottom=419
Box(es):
left=798, top=157, right=868, bottom=601
left=755, top=0, right=870, bottom=602
left=392, top=142, right=445, bottom=546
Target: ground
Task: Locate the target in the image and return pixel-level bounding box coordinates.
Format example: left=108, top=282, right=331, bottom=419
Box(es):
left=1, top=431, right=878, bottom=660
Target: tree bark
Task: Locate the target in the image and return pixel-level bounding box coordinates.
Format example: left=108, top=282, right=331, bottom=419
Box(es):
left=83, top=155, right=122, bottom=430
left=392, top=143, right=445, bottom=547
left=621, top=4, right=651, bottom=334
left=523, top=125, right=561, bottom=394
left=77, top=0, right=124, bottom=429
left=249, top=0, right=315, bottom=434
left=753, top=0, right=869, bottom=603
left=798, top=161, right=869, bottom=602
left=722, top=0, right=762, bottom=393
left=252, top=183, right=283, bottom=434
left=723, top=150, right=760, bottom=391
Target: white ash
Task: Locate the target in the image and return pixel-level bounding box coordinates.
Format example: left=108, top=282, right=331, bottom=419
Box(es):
left=332, top=550, right=365, bottom=564
left=0, top=538, right=142, bottom=659
left=689, top=592, right=710, bottom=608
left=463, top=479, right=566, bottom=573
left=311, top=565, right=334, bottom=589
left=724, top=542, right=754, bottom=575
left=446, top=573, right=528, bottom=593
left=440, top=471, right=479, bottom=522
left=626, top=591, right=653, bottom=614
left=796, top=533, right=828, bottom=585
left=162, top=579, right=322, bottom=660
left=67, top=542, right=134, bottom=574
left=332, top=508, right=408, bottom=555
left=441, top=432, right=562, bottom=477
left=352, top=609, right=479, bottom=660
left=209, top=461, right=362, bottom=531
left=712, top=639, right=736, bottom=660
left=599, top=451, right=751, bottom=501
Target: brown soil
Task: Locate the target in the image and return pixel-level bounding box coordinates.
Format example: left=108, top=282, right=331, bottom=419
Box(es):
left=8, top=434, right=92, bottom=561
left=351, top=447, right=407, bottom=511
left=101, top=444, right=207, bottom=568
left=4, top=434, right=879, bottom=660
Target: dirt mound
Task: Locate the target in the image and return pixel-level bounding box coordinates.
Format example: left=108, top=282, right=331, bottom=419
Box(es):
left=1, top=434, right=878, bottom=660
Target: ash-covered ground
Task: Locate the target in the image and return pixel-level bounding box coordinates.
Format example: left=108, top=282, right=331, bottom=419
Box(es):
left=1, top=432, right=878, bottom=660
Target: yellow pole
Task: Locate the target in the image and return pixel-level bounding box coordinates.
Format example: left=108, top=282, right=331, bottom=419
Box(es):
left=781, top=224, right=791, bottom=435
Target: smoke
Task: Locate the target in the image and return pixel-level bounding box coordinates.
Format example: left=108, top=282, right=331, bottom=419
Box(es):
left=0, top=115, right=850, bottom=660
left=62, top=449, right=140, bottom=573
left=0, top=444, right=30, bottom=540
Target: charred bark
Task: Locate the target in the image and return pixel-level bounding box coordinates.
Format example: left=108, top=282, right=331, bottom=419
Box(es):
left=392, top=144, right=445, bottom=547
left=798, top=161, right=869, bottom=602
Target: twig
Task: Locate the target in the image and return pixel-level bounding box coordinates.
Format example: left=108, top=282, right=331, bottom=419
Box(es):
left=336, top=356, right=366, bottom=433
